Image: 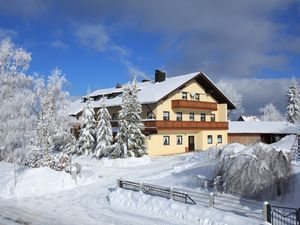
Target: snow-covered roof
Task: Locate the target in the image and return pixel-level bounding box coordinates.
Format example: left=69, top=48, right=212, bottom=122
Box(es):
left=68, top=72, right=236, bottom=116
left=228, top=121, right=300, bottom=134
left=238, top=115, right=260, bottom=122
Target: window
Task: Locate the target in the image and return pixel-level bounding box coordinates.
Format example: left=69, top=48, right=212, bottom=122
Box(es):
left=217, top=135, right=222, bottom=143
left=163, top=136, right=170, bottom=145
left=194, top=93, right=200, bottom=101
left=176, top=135, right=183, bottom=145
left=201, top=113, right=206, bottom=121
left=147, top=111, right=154, bottom=119
left=112, top=113, right=117, bottom=120
left=176, top=112, right=182, bottom=121
left=163, top=111, right=170, bottom=121
left=182, top=92, right=188, bottom=100
left=208, top=135, right=213, bottom=144
left=211, top=114, right=215, bottom=122
left=189, top=112, right=194, bottom=121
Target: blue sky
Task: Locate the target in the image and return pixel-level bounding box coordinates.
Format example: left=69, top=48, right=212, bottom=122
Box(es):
left=0, top=0, right=299, bottom=114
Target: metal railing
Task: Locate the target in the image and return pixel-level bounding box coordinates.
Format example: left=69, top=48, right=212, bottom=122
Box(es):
left=116, top=179, right=264, bottom=222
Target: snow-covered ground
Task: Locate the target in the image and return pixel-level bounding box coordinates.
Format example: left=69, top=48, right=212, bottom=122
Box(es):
left=0, top=137, right=299, bottom=225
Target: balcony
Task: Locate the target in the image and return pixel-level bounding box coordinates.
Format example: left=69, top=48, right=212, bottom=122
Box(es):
left=172, top=100, right=217, bottom=111
left=143, top=120, right=228, bottom=131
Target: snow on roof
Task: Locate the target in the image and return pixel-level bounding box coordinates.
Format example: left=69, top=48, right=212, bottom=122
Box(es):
left=238, top=115, right=260, bottom=122
left=68, top=72, right=200, bottom=115
left=228, top=121, right=300, bottom=134
left=68, top=71, right=235, bottom=116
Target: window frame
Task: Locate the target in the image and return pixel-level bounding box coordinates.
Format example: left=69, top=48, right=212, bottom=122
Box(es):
left=201, top=113, right=206, bottom=122
left=147, top=111, right=154, bottom=119
left=217, top=135, right=222, bottom=144
left=207, top=135, right=213, bottom=144
left=176, top=135, right=183, bottom=145
left=163, top=136, right=170, bottom=145
left=163, top=111, right=170, bottom=121
left=176, top=112, right=183, bottom=121
left=211, top=113, right=216, bottom=122
left=182, top=92, right=188, bottom=100
left=189, top=112, right=195, bottom=121
left=194, top=93, right=200, bottom=101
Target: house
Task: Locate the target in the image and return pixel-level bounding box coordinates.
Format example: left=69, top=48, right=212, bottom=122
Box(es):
left=228, top=121, right=300, bottom=145
left=68, top=70, right=236, bottom=156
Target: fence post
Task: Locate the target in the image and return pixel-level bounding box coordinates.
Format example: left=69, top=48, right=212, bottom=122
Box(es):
left=117, top=179, right=123, bottom=188
left=209, top=192, right=214, bottom=208
left=170, top=187, right=174, bottom=200
left=263, top=201, right=271, bottom=223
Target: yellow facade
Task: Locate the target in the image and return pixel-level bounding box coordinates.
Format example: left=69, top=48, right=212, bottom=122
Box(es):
left=145, top=79, right=228, bottom=155
left=105, top=78, right=229, bottom=156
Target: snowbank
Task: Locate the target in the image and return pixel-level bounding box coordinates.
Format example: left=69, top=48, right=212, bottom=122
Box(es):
left=0, top=162, right=77, bottom=199
left=271, top=134, right=297, bottom=153
left=109, top=188, right=262, bottom=225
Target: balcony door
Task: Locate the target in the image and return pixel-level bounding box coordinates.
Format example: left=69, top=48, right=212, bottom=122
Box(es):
left=188, top=136, right=195, bottom=151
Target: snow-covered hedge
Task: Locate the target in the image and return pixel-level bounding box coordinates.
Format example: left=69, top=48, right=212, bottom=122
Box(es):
left=212, top=142, right=293, bottom=200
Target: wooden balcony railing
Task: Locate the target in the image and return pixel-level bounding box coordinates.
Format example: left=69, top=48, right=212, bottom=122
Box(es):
left=172, top=100, right=217, bottom=111
left=143, top=120, right=228, bottom=130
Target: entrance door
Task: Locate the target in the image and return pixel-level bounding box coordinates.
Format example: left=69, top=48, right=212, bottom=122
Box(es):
left=188, top=136, right=195, bottom=151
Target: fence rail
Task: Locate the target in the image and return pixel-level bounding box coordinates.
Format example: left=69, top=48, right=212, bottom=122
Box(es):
left=117, top=179, right=264, bottom=222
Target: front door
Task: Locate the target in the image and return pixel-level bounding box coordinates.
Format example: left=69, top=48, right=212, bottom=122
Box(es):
left=188, top=136, right=195, bottom=151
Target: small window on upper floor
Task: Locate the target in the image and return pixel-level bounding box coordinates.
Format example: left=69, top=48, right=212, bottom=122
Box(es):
left=163, top=111, right=170, bottom=121
left=147, top=111, right=155, bottom=119
left=211, top=114, right=215, bottom=122
left=112, top=113, right=117, bottom=120
left=194, top=93, right=200, bottom=101
left=201, top=113, right=206, bottom=121
left=189, top=112, right=194, bottom=121
left=176, top=112, right=182, bottom=121
left=182, top=92, right=188, bottom=100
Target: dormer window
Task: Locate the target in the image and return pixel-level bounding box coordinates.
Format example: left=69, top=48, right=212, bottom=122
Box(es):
left=182, top=92, right=188, bottom=100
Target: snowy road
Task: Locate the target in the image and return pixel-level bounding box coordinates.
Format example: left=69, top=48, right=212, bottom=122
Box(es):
left=0, top=155, right=190, bottom=225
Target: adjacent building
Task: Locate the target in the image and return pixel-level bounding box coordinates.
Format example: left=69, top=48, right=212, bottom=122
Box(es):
left=69, top=71, right=236, bottom=156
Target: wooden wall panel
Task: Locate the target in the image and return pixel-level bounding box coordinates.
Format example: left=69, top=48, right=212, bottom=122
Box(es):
left=228, top=134, right=261, bottom=145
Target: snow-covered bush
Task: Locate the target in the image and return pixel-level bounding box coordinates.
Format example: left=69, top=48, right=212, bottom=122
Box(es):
left=213, top=143, right=292, bottom=200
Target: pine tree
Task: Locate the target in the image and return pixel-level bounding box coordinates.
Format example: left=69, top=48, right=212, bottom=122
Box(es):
left=76, top=97, right=96, bottom=155
left=94, top=100, right=113, bottom=159
left=113, top=78, right=146, bottom=158
left=259, top=103, right=283, bottom=121
left=287, top=77, right=300, bottom=124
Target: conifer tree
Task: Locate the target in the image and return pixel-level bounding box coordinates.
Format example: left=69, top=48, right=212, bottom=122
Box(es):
left=94, top=99, right=113, bottom=159
left=287, top=77, right=300, bottom=124
left=113, top=77, right=146, bottom=158
left=77, top=97, right=96, bottom=155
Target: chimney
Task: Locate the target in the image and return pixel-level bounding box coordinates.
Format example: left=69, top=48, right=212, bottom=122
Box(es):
left=155, top=70, right=166, bottom=82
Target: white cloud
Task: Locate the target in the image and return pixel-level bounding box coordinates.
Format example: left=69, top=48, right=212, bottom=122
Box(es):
left=51, top=40, right=68, bottom=50
left=74, top=24, right=109, bottom=52
left=0, top=27, right=17, bottom=39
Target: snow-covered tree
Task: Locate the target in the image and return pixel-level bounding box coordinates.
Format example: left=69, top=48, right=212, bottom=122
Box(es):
left=76, top=97, right=96, bottom=156
left=94, top=100, right=113, bottom=159
left=34, top=68, right=74, bottom=156
left=212, top=143, right=292, bottom=200
left=112, top=78, right=146, bottom=158
left=259, top=103, right=284, bottom=121
left=217, top=80, right=244, bottom=120
left=287, top=77, right=300, bottom=124
left=0, top=38, right=35, bottom=160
